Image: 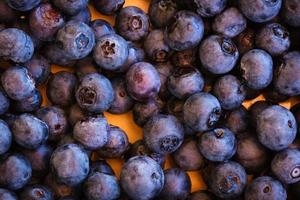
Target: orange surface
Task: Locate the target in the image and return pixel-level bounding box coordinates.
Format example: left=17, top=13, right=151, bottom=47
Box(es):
left=44, top=0, right=300, bottom=193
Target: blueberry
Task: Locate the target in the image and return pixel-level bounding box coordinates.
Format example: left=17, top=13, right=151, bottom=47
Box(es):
left=89, top=160, right=115, bottom=176
left=244, top=176, right=287, bottom=200
left=0, top=154, right=32, bottom=190
left=0, top=89, right=10, bottom=115
left=165, top=10, right=204, bottom=51
left=271, top=148, right=300, bottom=184
left=93, top=0, right=124, bottom=15
left=233, top=27, right=256, bottom=55
left=208, top=161, right=247, bottom=199
left=75, top=73, right=115, bottom=113
left=199, top=35, right=239, bottom=74
left=171, top=48, right=197, bottom=68
left=156, top=62, right=174, bottom=99
left=173, top=138, right=205, bottom=171
left=256, top=23, right=290, bottom=56
left=149, top=0, right=178, bottom=28
left=51, top=144, right=89, bottom=186
left=188, top=190, right=214, bottom=200
left=73, top=116, right=109, bottom=150
left=90, top=19, right=115, bottom=41
left=84, top=170, right=120, bottom=200
left=68, top=6, right=91, bottom=24
left=0, top=188, right=17, bottom=200
left=213, top=74, right=246, bottom=110
left=29, top=3, right=65, bottom=41
left=126, top=62, right=161, bottom=102
left=43, top=44, right=76, bottom=67
left=222, top=106, right=249, bottom=134
left=212, top=7, right=247, bottom=38
left=116, top=6, right=150, bottom=42
left=6, top=0, right=40, bottom=11
left=281, top=0, right=300, bottom=27
left=0, top=28, right=34, bottom=63
left=240, top=49, right=273, bottom=90
left=159, top=168, right=191, bottom=200
left=11, top=114, right=48, bottom=149
left=52, top=0, right=88, bottom=15
left=93, top=34, right=129, bottom=71
left=36, top=106, right=69, bottom=142
left=0, top=1, right=17, bottom=24
left=1, top=66, right=35, bottom=101
left=108, top=77, right=134, bottom=114
left=97, top=125, right=129, bottom=158
left=75, top=56, right=99, bottom=78
left=24, top=54, right=51, bottom=85
left=0, top=120, right=12, bottom=155
left=183, top=92, right=221, bottom=132
left=144, top=29, right=170, bottom=63
left=120, top=156, right=164, bottom=200
left=168, top=66, right=204, bottom=99
left=198, top=127, right=237, bottom=162
left=12, top=88, right=42, bottom=113
left=256, top=105, right=297, bottom=151
left=274, top=51, right=300, bottom=96
left=20, top=185, right=53, bottom=200
left=235, top=131, right=269, bottom=174
left=21, top=144, right=53, bottom=177
left=56, top=20, right=95, bottom=60
left=239, top=0, right=282, bottom=23
left=46, top=71, right=78, bottom=107
left=68, top=104, right=90, bottom=126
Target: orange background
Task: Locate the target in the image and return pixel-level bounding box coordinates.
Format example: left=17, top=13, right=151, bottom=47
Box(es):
left=42, top=0, right=300, bottom=192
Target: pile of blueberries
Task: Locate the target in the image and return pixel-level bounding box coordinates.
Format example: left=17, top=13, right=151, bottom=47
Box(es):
left=1, top=0, right=300, bottom=199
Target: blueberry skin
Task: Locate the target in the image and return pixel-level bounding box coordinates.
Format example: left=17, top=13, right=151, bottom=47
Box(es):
left=13, top=89, right=42, bottom=113
left=84, top=171, right=120, bottom=200
left=239, top=0, right=282, bottom=23
left=51, top=144, right=89, bottom=186
left=29, top=3, right=65, bottom=41
left=93, top=34, right=129, bottom=71
left=256, top=23, right=290, bottom=56
left=20, top=185, right=53, bottom=200
left=212, top=7, right=247, bottom=38
left=36, top=106, right=69, bottom=142
left=116, top=6, right=150, bottom=42
left=159, top=168, right=191, bottom=200
left=156, top=62, right=174, bottom=99
left=0, top=89, right=10, bottom=115
left=0, top=154, right=32, bottom=190
left=199, top=35, right=239, bottom=75
left=0, top=1, right=17, bottom=24
left=244, top=176, right=287, bottom=200
left=282, top=0, right=300, bottom=27
left=213, top=75, right=246, bottom=110
left=98, top=125, right=129, bottom=158
left=144, top=29, right=170, bottom=63
left=57, top=20, right=95, bottom=60
left=173, top=139, right=205, bottom=171
left=274, top=51, right=300, bottom=96
left=0, top=188, right=17, bottom=200
left=93, top=0, right=124, bottom=15
left=21, top=144, right=53, bottom=177
left=223, top=106, right=249, bottom=134
left=126, top=62, right=161, bottom=102
left=73, top=116, right=109, bottom=150
left=165, top=10, right=204, bottom=51
left=75, top=73, right=115, bottom=113
left=234, top=27, right=256, bottom=55
left=68, top=6, right=91, bottom=24
left=183, top=92, right=222, bottom=132
left=0, top=28, right=34, bottom=63
left=46, top=71, right=78, bottom=107
left=240, top=49, right=273, bottom=90
left=271, top=148, right=300, bottom=184
left=24, top=54, right=51, bottom=85
left=208, top=161, right=247, bottom=199
left=90, top=19, right=115, bottom=41
left=149, top=0, right=178, bottom=28
left=6, top=0, right=40, bottom=11
left=108, top=77, right=134, bottom=114
left=1, top=66, right=35, bottom=101
left=68, top=104, right=90, bottom=126
left=256, top=105, right=297, bottom=151
left=0, top=120, right=12, bottom=155
left=168, top=66, right=204, bottom=99
left=43, top=44, right=77, bottom=67
left=120, top=156, right=164, bottom=200
left=198, top=127, right=237, bottom=162
left=188, top=190, right=214, bottom=200
left=52, top=0, right=88, bottom=15
left=11, top=114, right=48, bottom=149
left=235, top=132, right=269, bottom=174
